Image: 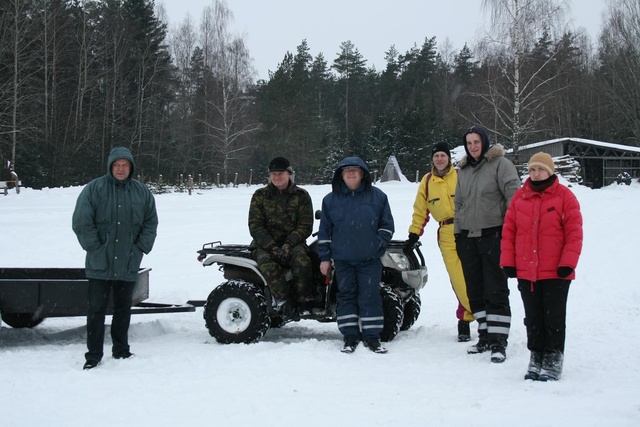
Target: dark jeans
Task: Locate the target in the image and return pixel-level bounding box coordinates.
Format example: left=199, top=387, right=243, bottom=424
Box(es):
left=456, top=230, right=511, bottom=345
left=86, top=278, right=135, bottom=362
left=518, top=279, right=571, bottom=353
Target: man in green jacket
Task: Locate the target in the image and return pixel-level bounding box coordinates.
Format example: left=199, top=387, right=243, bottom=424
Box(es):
left=72, top=146, right=158, bottom=370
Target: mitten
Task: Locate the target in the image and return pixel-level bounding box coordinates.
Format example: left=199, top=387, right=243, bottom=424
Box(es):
left=502, top=267, right=517, bottom=278
left=404, top=233, right=420, bottom=251
left=279, top=243, right=292, bottom=265
left=557, top=266, right=573, bottom=278
left=271, top=246, right=282, bottom=262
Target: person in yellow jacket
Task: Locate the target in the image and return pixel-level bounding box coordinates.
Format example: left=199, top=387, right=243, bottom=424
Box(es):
left=405, top=142, right=475, bottom=341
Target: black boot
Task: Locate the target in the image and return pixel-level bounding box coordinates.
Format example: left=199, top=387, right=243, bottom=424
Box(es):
left=538, top=350, right=564, bottom=381
left=467, top=332, right=489, bottom=354
left=490, top=344, right=507, bottom=363
left=364, top=338, right=388, bottom=354
left=274, top=297, right=295, bottom=319
left=457, top=320, right=471, bottom=342
left=524, top=351, right=543, bottom=380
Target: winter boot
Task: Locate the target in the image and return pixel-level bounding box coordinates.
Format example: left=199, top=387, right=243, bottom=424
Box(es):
left=274, top=296, right=295, bottom=319
left=364, top=338, right=388, bottom=354
left=297, top=301, right=314, bottom=318
left=83, top=360, right=99, bottom=370
left=524, top=351, right=543, bottom=380
left=538, top=350, right=564, bottom=381
left=467, top=333, right=489, bottom=354
left=341, top=337, right=360, bottom=354
left=457, top=320, right=471, bottom=342
left=490, top=344, right=507, bottom=363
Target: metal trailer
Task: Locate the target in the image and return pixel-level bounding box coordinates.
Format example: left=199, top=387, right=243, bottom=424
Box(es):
left=0, top=268, right=195, bottom=328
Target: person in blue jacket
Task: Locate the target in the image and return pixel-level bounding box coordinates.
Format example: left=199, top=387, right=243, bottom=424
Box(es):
left=72, top=147, right=158, bottom=370
left=318, top=157, right=395, bottom=354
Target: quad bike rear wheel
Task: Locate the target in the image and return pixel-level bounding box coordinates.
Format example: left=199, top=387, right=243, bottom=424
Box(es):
left=204, top=280, right=270, bottom=344
left=380, top=283, right=404, bottom=342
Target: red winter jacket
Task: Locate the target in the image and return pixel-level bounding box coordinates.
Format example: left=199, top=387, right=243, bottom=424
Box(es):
left=500, top=177, right=583, bottom=282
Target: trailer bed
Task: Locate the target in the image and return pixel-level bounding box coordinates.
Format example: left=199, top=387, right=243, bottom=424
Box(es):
left=0, top=268, right=194, bottom=328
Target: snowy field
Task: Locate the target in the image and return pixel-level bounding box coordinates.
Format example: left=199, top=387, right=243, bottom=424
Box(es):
left=1, top=176, right=639, bottom=426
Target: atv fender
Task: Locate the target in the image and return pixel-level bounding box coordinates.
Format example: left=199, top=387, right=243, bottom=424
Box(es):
left=202, top=254, right=268, bottom=287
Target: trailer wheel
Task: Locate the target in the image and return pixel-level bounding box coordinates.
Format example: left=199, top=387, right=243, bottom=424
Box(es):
left=400, top=292, right=421, bottom=331
left=204, top=280, right=270, bottom=344
left=380, top=283, right=404, bottom=342
left=1, top=312, right=44, bottom=328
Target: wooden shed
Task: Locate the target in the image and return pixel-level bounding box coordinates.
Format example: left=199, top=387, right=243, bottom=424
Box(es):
left=511, top=137, right=640, bottom=188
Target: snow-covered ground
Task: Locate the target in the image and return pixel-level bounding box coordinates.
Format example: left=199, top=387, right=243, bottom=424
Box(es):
left=1, top=176, right=639, bottom=426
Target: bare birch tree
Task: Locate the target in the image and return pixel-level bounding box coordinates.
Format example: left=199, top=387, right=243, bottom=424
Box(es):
left=475, top=0, right=570, bottom=159
left=200, top=0, right=259, bottom=182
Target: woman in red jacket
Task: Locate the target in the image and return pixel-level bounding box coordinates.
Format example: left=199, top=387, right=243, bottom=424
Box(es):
left=500, top=152, right=583, bottom=381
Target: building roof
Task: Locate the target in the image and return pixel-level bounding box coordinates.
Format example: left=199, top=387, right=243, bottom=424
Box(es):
left=518, top=137, right=640, bottom=154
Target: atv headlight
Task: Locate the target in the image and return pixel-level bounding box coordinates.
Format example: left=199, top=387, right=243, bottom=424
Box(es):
left=385, top=251, right=411, bottom=271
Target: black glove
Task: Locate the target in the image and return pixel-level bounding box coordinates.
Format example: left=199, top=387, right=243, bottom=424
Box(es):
left=557, top=267, right=573, bottom=278
left=279, top=243, right=292, bottom=265
left=404, top=233, right=419, bottom=252
left=502, top=267, right=517, bottom=278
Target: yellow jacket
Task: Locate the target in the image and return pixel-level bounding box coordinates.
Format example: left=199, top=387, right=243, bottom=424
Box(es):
left=409, top=164, right=457, bottom=235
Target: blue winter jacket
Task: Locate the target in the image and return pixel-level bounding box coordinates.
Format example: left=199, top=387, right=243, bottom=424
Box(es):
left=318, top=157, right=395, bottom=263
left=72, top=147, right=158, bottom=282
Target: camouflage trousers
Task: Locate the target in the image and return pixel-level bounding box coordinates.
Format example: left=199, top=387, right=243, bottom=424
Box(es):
left=253, top=245, right=315, bottom=303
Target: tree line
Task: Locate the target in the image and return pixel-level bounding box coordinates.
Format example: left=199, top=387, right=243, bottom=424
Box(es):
left=1, top=0, right=639, bottom=189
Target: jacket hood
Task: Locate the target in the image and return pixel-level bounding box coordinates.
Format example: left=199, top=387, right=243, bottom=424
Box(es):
left=331, top=156, right=371, bottom=192
left=462, top=125, right=491, bottom=167
left=107, top=146, right=135, bottom=181
left=458, top=143, right=506, bottom=169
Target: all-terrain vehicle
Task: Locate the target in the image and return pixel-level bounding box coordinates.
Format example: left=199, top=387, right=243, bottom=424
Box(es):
left=196, top=231, right=428, bottom=344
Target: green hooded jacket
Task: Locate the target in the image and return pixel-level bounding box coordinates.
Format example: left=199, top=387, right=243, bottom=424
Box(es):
left=72, top=147, right=158, bottom=282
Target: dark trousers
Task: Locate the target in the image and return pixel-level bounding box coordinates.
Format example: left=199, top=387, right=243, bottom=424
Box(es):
left=456, top=231, right=511, bottom=346
left=518, top=279, right=571, bottom=354
left=86, top=278, right=135, bottom=362
left=334, top=259, right=383, bottom=341
left=254, top=246, right=314, bottom=302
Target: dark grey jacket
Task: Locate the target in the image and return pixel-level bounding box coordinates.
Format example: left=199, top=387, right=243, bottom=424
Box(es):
left=72, top=147, right=158, bottom=282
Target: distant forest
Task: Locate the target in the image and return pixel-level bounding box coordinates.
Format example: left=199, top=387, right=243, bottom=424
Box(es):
left=1, top=0, right=639, bottom=188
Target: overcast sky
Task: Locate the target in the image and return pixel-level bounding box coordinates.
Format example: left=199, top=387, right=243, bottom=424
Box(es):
left=158, top=0, right=608, bottom=81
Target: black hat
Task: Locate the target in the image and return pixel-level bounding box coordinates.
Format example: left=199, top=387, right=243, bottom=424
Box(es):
left=432, top=142, right=451, bottom=159
left=268, top=157, right=293, bottom=173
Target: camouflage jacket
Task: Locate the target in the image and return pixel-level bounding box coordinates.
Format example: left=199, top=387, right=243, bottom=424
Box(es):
left=248, top=181, right=313, bottom=251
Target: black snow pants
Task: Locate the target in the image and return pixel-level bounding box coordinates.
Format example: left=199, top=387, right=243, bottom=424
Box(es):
left=517, top=279, right=571, bottom=354
left=456, top=228, right=511, bottom=347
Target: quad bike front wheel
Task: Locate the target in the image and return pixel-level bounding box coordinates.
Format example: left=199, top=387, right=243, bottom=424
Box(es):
left=380, top=283, right=404, bottom=342
left=203, top=280, right=270, bottom=344
left=400, top=292, right=421, bottom=331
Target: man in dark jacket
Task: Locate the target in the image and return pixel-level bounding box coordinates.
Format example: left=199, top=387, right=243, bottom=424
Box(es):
left=249, top=157, right=315, bottom=317
left=72, top=146, right=158, bottom=370
left=318, top=157, right=395, bottom=354
left=454, top=126, right=520, bottom=363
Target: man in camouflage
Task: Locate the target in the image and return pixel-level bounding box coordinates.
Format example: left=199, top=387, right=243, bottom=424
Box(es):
left=249, top=157, right=315, bottom=316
